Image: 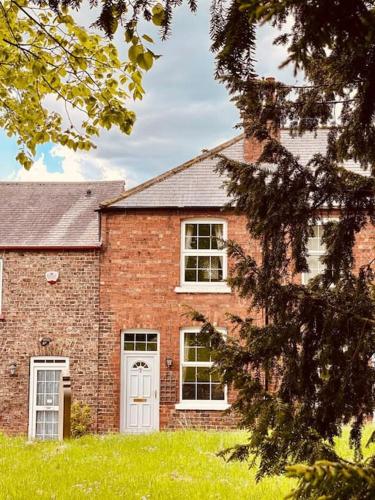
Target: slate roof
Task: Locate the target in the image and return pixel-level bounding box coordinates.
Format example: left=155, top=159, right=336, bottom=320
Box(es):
left=103, top=135, right=244, bottom=209
left=280, top=129, right=365, bottom=175
left=0, top=181, right=124, bottom=248
left=103, top=128, right=367, bottom=210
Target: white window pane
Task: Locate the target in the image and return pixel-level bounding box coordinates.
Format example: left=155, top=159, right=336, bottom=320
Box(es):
left=305, top=254, right=326, bottom=282
left=196, top=367, right=210, bottom=382
left=197, top=384, right=210, bottom=399
left=185, top=269, right=197, bottom=282
left=35, top=411, right=58, bottom=440
left=198, top=224, right=210, bottom=237
left=182, top=383, right=196, bottom=399
left=182, top=367, right=196, bottom=382
left=209, top=268, right=223, bottom=282
left=184, top=347, right=196, bottom=362
left=198, top=256, right=210, bottom=269
left=198, top=269, right=211, bottom=282
left=185, top=236, right=197, bottom=249
left=185, top=224, right=197, bottom=237
left=185, top=256, right=197, bottom=268
left=197, top=346, right=210, bottom=362
left=308, top=237, right=320, bottom=252
left=211, top=224, right=223, bottom=239
left=198, top=237, right=210, bottom=250
left=211, top=224, right=223, bottom=249
left=211, top=256, right=223, bottom=269
left=184, top=332, right=196, bottom=347
left=307, top=225, right=327, bottom=252
left=307, top=254, right=321, bottom=268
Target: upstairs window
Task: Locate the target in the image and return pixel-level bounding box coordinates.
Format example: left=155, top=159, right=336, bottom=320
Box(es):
left=181, top=220, right=227, bottom=288
left=302, top=224, right=327, bottom=284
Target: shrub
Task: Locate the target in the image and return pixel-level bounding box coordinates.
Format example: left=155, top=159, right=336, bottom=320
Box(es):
left=71, top=402, right=92, bottom=438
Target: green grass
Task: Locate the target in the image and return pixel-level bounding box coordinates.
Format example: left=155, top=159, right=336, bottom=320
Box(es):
left=0, top=428, right=374, bottom=499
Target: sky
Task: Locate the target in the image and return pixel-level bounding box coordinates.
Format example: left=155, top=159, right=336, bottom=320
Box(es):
left=1, top=3, right=296, bottom=188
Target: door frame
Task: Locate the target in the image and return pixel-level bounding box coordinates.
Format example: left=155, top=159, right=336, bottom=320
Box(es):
left=120, top=330, right=160, bottom=433
left=28, top=356, right=69, bottom=440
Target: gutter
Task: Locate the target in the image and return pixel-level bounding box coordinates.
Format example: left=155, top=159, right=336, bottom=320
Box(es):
left=98, top=205, right=233, bottom=212
left=0, top=245, right=101, bottom=250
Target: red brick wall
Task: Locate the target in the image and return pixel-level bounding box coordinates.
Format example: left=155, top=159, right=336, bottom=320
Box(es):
left=0, top=250, right=100, bottom=435
left=98, top=207, right=374, bottom=432
left=98, top=209, right=260, bottom=431
left=354, top=220, right=375, bottom=270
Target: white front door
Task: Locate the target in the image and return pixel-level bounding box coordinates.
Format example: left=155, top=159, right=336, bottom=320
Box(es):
left=122, top=353, right=159, bottom=433
left=28, top=357, right=69, bottom=440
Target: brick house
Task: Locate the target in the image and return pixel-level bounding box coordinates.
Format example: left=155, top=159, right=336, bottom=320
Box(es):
left=97, top=129, right=374, bottom=433
left=0, top=130, right=373, bottom=438
left=0, top=181, right=124, bottom=438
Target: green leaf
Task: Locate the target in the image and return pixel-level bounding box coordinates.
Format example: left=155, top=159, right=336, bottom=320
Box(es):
left=152, top=12, right=165, bottom=26
left=137, top=51, right=153, bottom=71
left=125, top=28, right=133, bottom=43
left=142, top=34, right=154, bottom=43
left=128, top=44, right=143, bottom=64
left=151, top=3, right=165, bottom=26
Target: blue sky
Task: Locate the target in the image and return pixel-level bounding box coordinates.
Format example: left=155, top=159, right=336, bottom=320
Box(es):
left=2, top=3, right=296, bottom=186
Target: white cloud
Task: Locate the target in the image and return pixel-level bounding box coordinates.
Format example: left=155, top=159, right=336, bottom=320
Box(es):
left=2, top=3, right=296, bottom=188
left=10, top=144, right=137, bottom=186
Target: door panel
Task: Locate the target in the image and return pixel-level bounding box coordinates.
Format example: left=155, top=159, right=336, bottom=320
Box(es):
left=29, top=358, right=69, bottom=440
left=130, top=374, right=138, bottom=397
left=143, top=375, right=151, bottom=397
left=123, top=355, right=159, bottom=433
left=142, top=405, right=151, bottom=427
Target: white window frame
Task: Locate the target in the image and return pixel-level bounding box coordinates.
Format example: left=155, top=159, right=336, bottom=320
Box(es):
left=175, top=219, right=231, bottom=294
left=302, top=218, right=338, bottom=284
left=28, top=356, right=69, bottom=440
left=0, top=258, right=3, bottom=314
left=175, top=327, right=230, bottom=411
left=122, top=329, right=160, bottom=353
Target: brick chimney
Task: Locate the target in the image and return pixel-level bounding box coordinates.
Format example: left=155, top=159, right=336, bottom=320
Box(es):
left=243, top=76, right=280, bottom=163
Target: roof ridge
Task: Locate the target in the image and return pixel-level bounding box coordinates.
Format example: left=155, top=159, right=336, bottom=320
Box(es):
left=100, top=133, right=244, bottom=208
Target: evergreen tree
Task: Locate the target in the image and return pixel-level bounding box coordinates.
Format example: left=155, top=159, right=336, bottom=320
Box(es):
left=197, top=0, right=375, bottom=482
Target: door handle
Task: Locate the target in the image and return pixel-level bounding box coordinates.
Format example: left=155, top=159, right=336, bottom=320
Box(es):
left=154, top=389, right=158, bottom=399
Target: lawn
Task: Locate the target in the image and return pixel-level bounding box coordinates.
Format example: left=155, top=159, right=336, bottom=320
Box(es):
left=0, top=428, right=374, bottom=500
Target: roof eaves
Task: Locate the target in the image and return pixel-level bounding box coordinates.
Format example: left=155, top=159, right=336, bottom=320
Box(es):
left=0, top=180, right=125, bottom=186
left=101, top=204, right=231, bottom=211
left=0, top=244, right=101, bottom=250
left=99, top=134, right=244, bottom=208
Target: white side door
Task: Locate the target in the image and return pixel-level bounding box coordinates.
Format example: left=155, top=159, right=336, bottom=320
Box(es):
left=123, top=354, right=159, bottom=433
left=28, top=357, right=69, bottom=440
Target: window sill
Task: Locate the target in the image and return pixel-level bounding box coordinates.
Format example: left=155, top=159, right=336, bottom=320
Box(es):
left=175, top=402, right=231, bottom=411
left=174, top=285, right=231, bottom=294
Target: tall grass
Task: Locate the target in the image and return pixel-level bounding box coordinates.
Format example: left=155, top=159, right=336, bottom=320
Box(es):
left=0, top=427, right=374, bottom=499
